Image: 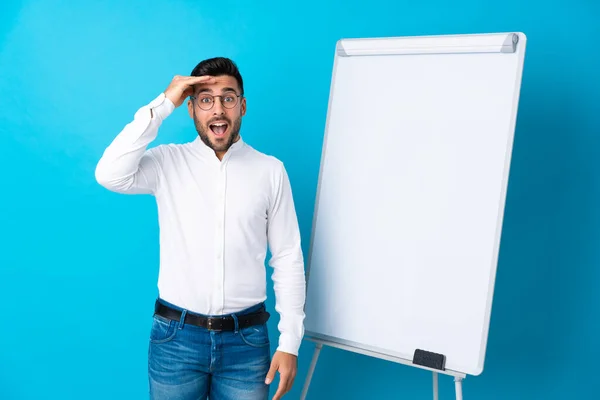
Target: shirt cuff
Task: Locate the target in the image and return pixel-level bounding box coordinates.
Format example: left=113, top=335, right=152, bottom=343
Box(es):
left=276, top=333, right=302, bottom=356
left=147, top=92, right=175, bottom=121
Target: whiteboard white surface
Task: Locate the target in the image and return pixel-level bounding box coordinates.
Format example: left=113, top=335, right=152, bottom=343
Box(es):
left=303, top=32, right=526, bottom=377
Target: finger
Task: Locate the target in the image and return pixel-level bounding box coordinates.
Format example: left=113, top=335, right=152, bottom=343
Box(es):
left=272, top=379, right=286, bottom=400
left=183, top=76, right=216, bottom=95
left=182, top=87, right=194, bottom=98
left=285, top=371, right=296, bottom=392
left=275, top=371, right=293, bottom=398
left=265, top=360, right=278, bottom=385
left=185, top=75, right=216, bottom=84
left=283, top=372, right=294, bottom=394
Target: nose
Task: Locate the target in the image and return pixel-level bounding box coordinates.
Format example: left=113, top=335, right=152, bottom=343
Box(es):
left=212, top=97, right=225, bottom=115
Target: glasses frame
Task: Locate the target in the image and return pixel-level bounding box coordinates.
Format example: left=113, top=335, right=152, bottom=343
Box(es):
left=190, top=92, right=244, bottom=111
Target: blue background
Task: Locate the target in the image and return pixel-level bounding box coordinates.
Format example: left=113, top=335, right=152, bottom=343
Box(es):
left=1, top=0, right=599, bottom=398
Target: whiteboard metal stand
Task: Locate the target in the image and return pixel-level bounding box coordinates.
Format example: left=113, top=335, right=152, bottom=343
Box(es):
left=300, top=339, right=466, bottom=400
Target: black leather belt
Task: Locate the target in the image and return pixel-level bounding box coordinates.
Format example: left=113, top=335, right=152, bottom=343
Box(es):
left=154, top=300, right=270, bottom=331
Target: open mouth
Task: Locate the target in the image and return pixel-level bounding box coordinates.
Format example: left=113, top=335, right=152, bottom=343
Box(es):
left=209, top=121, right=229, bottom=137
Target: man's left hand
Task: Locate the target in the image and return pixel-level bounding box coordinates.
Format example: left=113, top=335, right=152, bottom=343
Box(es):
left=265, top=351, right=297, bottom=399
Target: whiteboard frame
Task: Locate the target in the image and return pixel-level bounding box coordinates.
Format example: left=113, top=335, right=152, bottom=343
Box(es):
left=303, top=31, right=527, bottom=379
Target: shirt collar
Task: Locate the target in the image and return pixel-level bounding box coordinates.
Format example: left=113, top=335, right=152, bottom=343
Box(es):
left=191, top=135, right=245, bottom=162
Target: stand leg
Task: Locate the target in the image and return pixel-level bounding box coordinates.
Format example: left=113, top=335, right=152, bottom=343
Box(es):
left=300, top=343, right=323, bottom=400
left=432, top=372, right=439, bottom=400
left=454, top=376, right=463, bottom=400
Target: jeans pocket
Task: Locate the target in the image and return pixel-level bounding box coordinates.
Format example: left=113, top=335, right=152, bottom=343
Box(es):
left=239, top=323, right=270, bottom=347
left=149, top=315, right=178, bottom=344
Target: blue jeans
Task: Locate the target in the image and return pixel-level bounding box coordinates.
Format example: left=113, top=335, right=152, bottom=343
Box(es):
left=148, top=298, right=271, bottom=400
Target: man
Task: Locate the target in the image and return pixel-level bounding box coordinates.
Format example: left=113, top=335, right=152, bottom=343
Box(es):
left=95, top=57, right=306, bottom=400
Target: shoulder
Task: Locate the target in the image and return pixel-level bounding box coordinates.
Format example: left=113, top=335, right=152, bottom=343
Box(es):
left=242, top=143, right=285, bottom=172
left=239, top=145, right=291, bottom=194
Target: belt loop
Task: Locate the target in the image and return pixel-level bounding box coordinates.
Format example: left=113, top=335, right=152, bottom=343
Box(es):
left=231, top=313, right=239, bottom=333
left=178, top=309, right=187, bottom=330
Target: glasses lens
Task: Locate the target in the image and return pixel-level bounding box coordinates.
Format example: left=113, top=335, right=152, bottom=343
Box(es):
left=197, top=95, right=214, bottom=110
left=221, top=94, right=238, bottom=109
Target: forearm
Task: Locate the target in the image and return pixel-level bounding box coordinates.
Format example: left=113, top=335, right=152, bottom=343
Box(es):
left=271, top=249, right=306, bottom=356
left=267, top=162, right=308, bottom=355
left=95, top=93, right=174, bottom=193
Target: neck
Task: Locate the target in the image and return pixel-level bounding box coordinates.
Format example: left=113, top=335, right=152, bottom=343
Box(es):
left=209, top=135, right=241, bottom=161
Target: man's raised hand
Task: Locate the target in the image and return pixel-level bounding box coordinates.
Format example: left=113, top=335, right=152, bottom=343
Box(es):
left=164, top=75, right=216, bottom=108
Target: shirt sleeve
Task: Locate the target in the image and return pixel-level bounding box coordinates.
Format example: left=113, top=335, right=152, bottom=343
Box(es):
left=95, top=93, right=175, bottom=195
left=267, top=161, right=307, bottom=356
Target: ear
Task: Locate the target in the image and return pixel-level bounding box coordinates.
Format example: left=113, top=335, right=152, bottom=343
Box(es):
left=240, top=96, right=247, bottom=117
left=187, top=98, right=194, bottom=119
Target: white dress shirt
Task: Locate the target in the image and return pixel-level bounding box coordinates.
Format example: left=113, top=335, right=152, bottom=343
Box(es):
left=95, top=93, right=306, bottom=356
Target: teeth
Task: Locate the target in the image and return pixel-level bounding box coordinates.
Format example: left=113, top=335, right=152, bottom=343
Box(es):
left=212, top=123, right=226, bottom=127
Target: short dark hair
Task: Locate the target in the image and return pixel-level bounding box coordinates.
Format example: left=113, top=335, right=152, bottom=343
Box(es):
left=190, top=57, right=244, bottom=95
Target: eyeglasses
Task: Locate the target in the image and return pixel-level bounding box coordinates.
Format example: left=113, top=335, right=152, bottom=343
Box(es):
left=190, top=93, right=243, bottom=111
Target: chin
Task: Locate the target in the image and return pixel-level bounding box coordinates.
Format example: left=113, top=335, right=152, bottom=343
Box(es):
left=211, top=135, right=229, bottom=144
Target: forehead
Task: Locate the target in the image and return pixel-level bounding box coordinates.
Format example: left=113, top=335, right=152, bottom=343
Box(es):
left=194, top=75, right=240, bottom=94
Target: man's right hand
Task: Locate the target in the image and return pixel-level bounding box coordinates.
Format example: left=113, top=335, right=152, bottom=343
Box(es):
left=163, top=75, right=216, bottom=108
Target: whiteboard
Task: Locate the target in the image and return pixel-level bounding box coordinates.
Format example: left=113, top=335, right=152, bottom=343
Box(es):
left=304, top=32, right=527, bottom=377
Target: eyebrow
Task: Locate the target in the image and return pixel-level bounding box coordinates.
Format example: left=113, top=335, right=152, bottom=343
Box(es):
left=196, top=87, right=238, bottom=95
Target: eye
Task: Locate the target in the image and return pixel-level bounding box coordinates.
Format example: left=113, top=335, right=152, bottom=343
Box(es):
left=200, top=96, right=213, bottom=103
left=223, top=96, right=235, bottom=103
